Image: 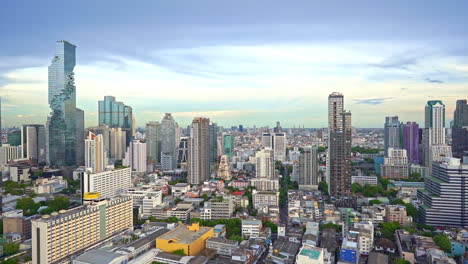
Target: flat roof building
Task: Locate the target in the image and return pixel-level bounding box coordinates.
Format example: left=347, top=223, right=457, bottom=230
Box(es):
left=156, top=223, right=214, bottom=256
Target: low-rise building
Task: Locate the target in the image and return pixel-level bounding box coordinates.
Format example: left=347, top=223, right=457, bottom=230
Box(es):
left=156, top=223, right=214, bottom=256
left=385, top=205, right=409, bottom=225
left=242, top=219, right=262, bottom=239
left=252, top=190, right=279, bottom=209
left=206, top=237, right=239, bottom=256
left=33, top=176, right=68, bottom=194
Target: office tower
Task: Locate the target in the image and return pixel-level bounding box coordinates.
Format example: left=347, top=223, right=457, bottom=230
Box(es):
left=75, top=108, right=85, bottom=166
left=327, top=92, right=352, bottom=196
left=239, top=125, right=244, bottom=133
left=425, top=100, right=446, bottom=144
left=273, top=133, right=287, bottom=162
left=384, top=116, right=401, bottom=154
left=209, top=122, right=219, bottom=163
left=0, top=144, right=20, bottom=167
left=418, top=157, right=468, bottom=228
left=81, top=167, right=132, bottom=199
left=178, top=137, right=189, bottom=163
left=299, top=146, right=319, bottom=186
left=7, top=130, right=21, bottom=146
left=223, top=133, right=234, bottom=158
left=381, top=148, right=409, bottom=179
left=255, top=148, right=275, bottom=179
left=84, top=132, right=105, bottom=173
left=452, top=100, right=468, bottom=158
left=216, top=136, right=224, bottom=156
left=20, top=124, right=46, bottom=164
left=217, top=155, right=231, bottom=180
left=123, top=140, right=147, bottom=172
left=160, top=113, right=177, bottom=169
left=109, top=127, right=126, bottom=161
left=88, top=125, right=110, bottom=157
left=273, top=121, right=282, bottom=133
left=402, top=122, right=420, bottom=164
left=261, top=133, right=272, bottom=148
left=98, top=95, right=133, bottom=145
left=32, top=195, right=132, bottom=264
left=188, top=117, right=210, bottom=184
left=146, top=121, right=161, bottom=164
left=48, top=40, right=80, bottom=166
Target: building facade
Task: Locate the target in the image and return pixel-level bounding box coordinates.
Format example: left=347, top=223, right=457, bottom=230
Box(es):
left=81, top=167, right=132, bottom=199
left=402, top=122, right=419, bottom=164
left=20, top=124, right=46, bottom=164
left=188, top=117, right=210, bottom=184
left=384, top=116, right=402, bottom=154
left=299, top=146, right=319, bottom=186
left=98, top=96, right=133, bottom=145
left=160, top=113, right=178, bottom=170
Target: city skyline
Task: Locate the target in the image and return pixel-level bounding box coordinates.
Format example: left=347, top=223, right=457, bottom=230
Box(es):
left=1, top=1, right=468, bottom=128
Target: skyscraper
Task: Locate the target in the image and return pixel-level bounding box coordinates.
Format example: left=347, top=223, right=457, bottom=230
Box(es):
left=327, top=92, right=352, bottom=196
left=48, top=40, right=80, bottom=166
left=123, top=140, right=147, bottom=173
left=160, top=113, right=177, bottom=170
left=384, top=116, right=401, bottom=154
left=255, top=148, right=275, bottom=179
left=98, top=96, right=133, bottom=145
left=273, top=133, right=287, bottom=162
left=425, top=100, right=446, bottom=145
left=223, top=133, right=234, bottom=158
left=217, top=155, right=231, bottom=180
left=402, top=122, right=420, bottom=164
left=209, top=122, right=219, bottom=163
left=146, top=121, right=161, bottom=164
left=75, top=108, right=85, bottom=166
left=261, top=133, right=272, bottom=148
left=85, top=132, right=105, bottom=173
left=299, top=146, right=319, bottom=186
left=20, top=124, right=46, bottom=164
left=188, top=117, right=210, bottom=184
left=109, top=127, right=126, bottom=161
left=452, top=100, right=468, bottom=158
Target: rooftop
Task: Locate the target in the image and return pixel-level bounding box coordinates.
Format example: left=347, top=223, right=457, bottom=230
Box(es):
left=157, top=224, right=213, bottom=245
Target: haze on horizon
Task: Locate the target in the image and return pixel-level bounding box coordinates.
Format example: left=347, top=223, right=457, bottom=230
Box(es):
left=1, top=0, right=468, bottom=128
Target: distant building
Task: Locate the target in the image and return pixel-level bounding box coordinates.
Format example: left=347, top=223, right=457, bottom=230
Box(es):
left=223, top=133, right=235, bottom=158
left=188, top=117, right=210, bottom=184
left=84, top=132, right=106, bottom=173
left=217, top=155, right=231, bottom=180
left=255, top=148, right=275, bottom=179
left=381, top=148, right=409, bottom=179
left=384, top=116, right=402, bottom=154
left=123, top=140, right=146, bottom=172
left=81, top=167, right=132, bottom=199
left=452, top=100, right=468, bottom=158
left=156, top=223, right=214, bottom=256
left=351, top=176, right=378, bottom=186
left=98, top=95, right=133, bottom=145
left=402, top=122, right=420, bottom=164
left=20, top=124, right=46, bottom=164
left=160, top=113, right=178, bottom=170
left=299, top=146, right=319, bottom=186
left=146, top=121, right=161, bottom=164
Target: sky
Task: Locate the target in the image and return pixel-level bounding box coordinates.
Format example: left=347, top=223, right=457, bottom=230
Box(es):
left=1, top=0, right=468, bottom=128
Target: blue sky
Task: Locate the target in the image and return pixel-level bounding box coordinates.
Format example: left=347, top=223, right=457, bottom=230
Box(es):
left=1, top=0, right=468, bottom=128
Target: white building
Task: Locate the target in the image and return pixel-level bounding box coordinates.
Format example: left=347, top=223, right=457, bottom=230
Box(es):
left=296, top=244, right=332, bottom=264
left=299, top=146, right=319, bottom=186
left=34, top=176, right=68, bottom=194
left=353, top=221, right=374, bottom=255
left=0, top=144, right=20, bottom=167
left=351, top=176, right=378, bottom=186
left=124, top=140, right=147, bottom=173
left=20, top=124, right=46, bottom=163
left=255, top=148, right=275, bottom=179
left=250, top=178, right=280, bottom=191
left=81, top=167, right=132, bottom=199
left=85, top=132, right=106, bottom=173
left=273, top=133, right=287, bottom=162
left=252, top=190, right=279, bottom=209
left=241, top=219, right=262, bottom=239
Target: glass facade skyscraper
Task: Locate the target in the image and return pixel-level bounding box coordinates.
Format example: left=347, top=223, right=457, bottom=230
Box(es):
left=160, top=113, right=177, bottom=169
left=98, top=96, right=133, bottom=145
left=48, top=40, right=79, bottom=166
left=402, top=122, right=419, bottom=164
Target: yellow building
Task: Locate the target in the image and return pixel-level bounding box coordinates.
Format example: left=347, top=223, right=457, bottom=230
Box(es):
left=156, top=223, right=214, bottom=256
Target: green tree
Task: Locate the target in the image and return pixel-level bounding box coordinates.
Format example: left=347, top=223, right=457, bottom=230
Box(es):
left=321, top=223, right=342, bottom=232
left=317, top=146, right=327, bottom=152
left=404, top=203, right=418, bottom=218
left=172, top=249, right=186, bottom=256
left=433, top=234, right=451, bottom=253
left=369, top=199, right=381, bottom=205
left=391, top=199, right=405, bottom=205
left=380, top=221, right=401, bottom=240
left=394, top=258, right=410, bottom=264
left=4, top=243, right=20, bottom=255
left=318, top=181, right=329, bottom=195
left=0, top=220, right=3, bottom=234
left=0, top=259, right=19, bottom=264
left=46, top=196, right=70, bottom=212
left=351, top=183, right=363, bottom=194
left=230, top=235, right=243, bottom=242
left=263, top=220, right=278, bottom=233
left=16, top=197, right=40, bottom=216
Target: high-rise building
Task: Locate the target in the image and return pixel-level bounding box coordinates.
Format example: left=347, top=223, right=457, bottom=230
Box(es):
left=381, top=148, right=409, bottom=179
left=178, top=137, right=189, bottom=164
left=273, top=133, right=287, bottom=162
left=255, top=148, right=275, bottom=179
left=88, top=125, right=110, bottom=159
left=160, top=113, right=177, bottom=170
left=209, top=123, right=219, bottom=163
left=32, top=195, right=132, bottom=264
left=327, top=92, right=352, bottom=196
left=273, top=121, right=282, bottom=133
left=217, top=155, right=231, bottom=180
left=384, top=116, right=401, bottom=154
left=223, top=133, right=234, bottom=158
left=98, top=95, right=133, bottom=145
left=20, top=124, right=46, bottom=164
left=48, top=40, right=81, bottom=166
left=402, top=122, right=420, bottom=164
left=288, top=147, right=300, bottom=162
left=425, top=100, right=446, bottom=145
left=81, top=167, right=132, bottom=199
left=109, top=127, right=126, bottom=161
left=84, top=132, right=105, bottom=173
left=0, top=144, right=20, bottom=167
left=261, top=133, right=272, bottom=148
left=452, top=100, right=468, bottom=158
left=188, top=117, right=210, bottom=184
left=418, top=157, right=468, bottom=228
left=146, top=121, right=161, bottom=164
left=299, top=146, right=319, bottom=186
left=75, top=108, right=85, bottom=166
left=123, top=140, right=147, bottom=172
